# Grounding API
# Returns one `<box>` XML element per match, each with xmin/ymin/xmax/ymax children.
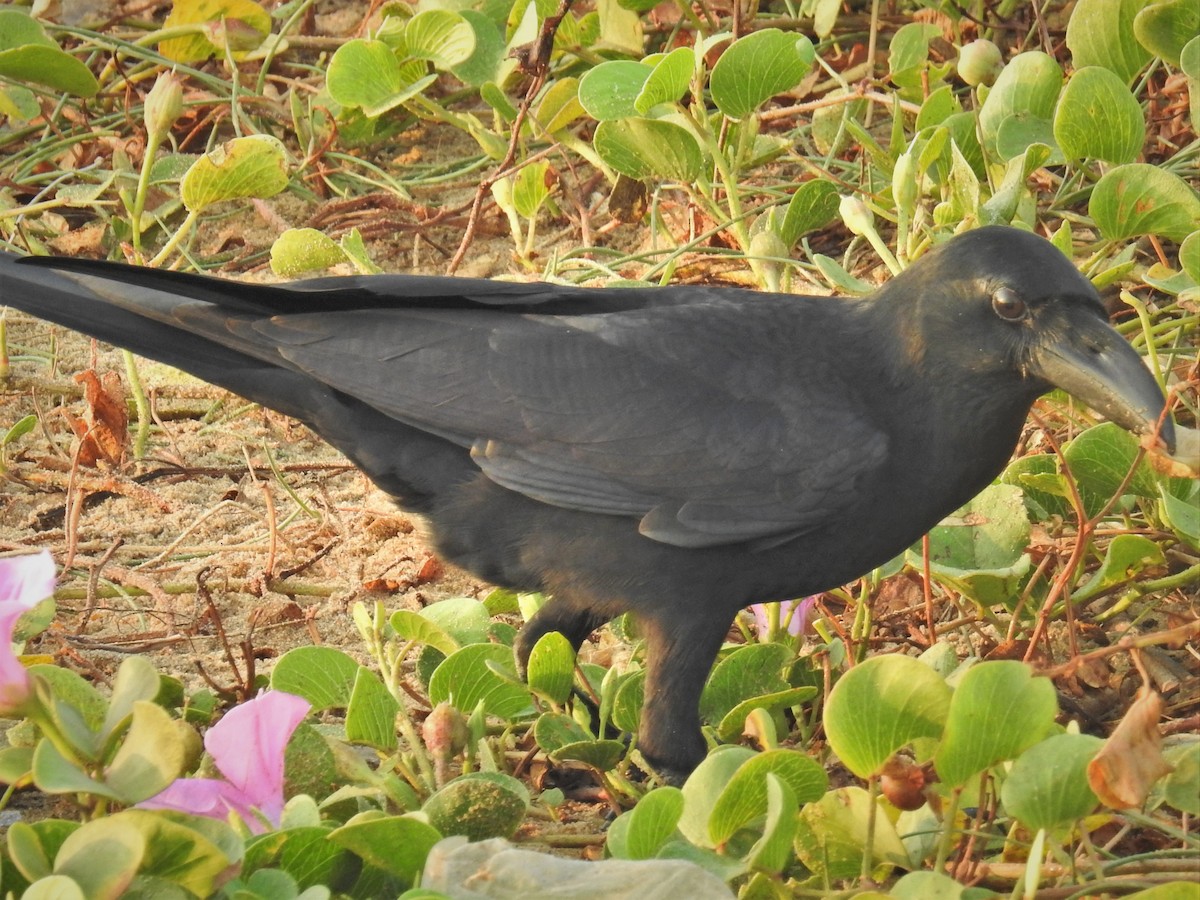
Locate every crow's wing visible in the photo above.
<box><xmin>246</xmin><ymin>293</ymin><xmax>890</xmax><ymax>548</ymax></box>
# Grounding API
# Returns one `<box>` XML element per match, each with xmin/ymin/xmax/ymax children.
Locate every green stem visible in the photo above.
<box><xmin>131</xmin><ymin>128</ymin><xmax>166</xmax><ymax>262</ymax></box>
<box><xmin>121</xmin><ymin>350</ymin><xmax>153</xmax><ymax>459</ymax></box>
<box><xmin>934</xmin><ymin>786</ymin><xmax>962</xmax><ymax>873</ymax></box>
<box><xmin>149</xmin><ymin>209</ymin><xmax>199</xmax><ymax>267</ymax></box>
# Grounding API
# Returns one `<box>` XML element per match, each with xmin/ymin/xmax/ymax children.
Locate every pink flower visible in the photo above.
<box><xmin>0</xmin><ymin>550</ymin><xmax>56</xmax><ymax>713</ymax></box>
<box><xmin>751</xmin><ymin>596</ymin><xmax>818</xmax><ymax>639</ymax></box>
<box><xmin>140</xmin><ymin>691</ymin><xmax>311</xmax><ymax>832</ymax></box>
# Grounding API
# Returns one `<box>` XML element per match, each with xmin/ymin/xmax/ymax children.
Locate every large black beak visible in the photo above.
<box><xmin>1030</xmin><ymin>305</ymin><xmax>1175</xmax><ymax>453</ymax></box>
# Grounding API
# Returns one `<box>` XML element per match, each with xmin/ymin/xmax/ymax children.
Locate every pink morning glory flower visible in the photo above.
<box><xmin>751</xmin><ymin>596</ymin><xmax>818</xmax><ymax>639</ymax></box>
<box><xmin>0</xmin><ymin>550</ymin><xmax>56</xmax><ymax>714</ymax></box>
<box><xmin>140</xmin><ymin>690</ymin><xmax>311</xmax><ymax>832</ymax></box>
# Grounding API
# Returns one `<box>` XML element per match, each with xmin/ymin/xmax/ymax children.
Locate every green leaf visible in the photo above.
<box><xmin>1000</xmin><ymin>733</ymin><xmax>1103</xmax><ymax>830</ymax></box>
<box><xmin>1063</xmin><ymin>422</ymin><xmax>1160</xmax><ymax>516</ymax></box>
<box><xmin>978</xmin><ymin>51</ymin><xmax>1063</xmax><ymax>154</ymax></box>
<box><xmin>1090</xmin><ymin>163</ymin><xmax>1200</xmax><ymax>243</ymax></box>
<box><xmin>1053</xmin><ymin>67</ymin><xmax>1144</xmax><ymax>164</ymax></box>
<box><xmin>405</xmin><ymin>9</ymin><xmax>476</xmax><ymax>69</ymax></box>
<box><xmin>345</xmin><ymin>667</ymin><xmax>400</xmax><ymax>751</ymax></box>
<box><xmin>53</xmin><ymin>818</ymin><xmax>144</xmax><ymax>900</ymax></box>
<box><xmin>547</xmin><ymin>739</ymin><xmax>625</xmax><ymax>771</ymax></box>
<box><xmin>270</xmin><ymin>228</ymin><xmax>348</xmax><ymax>276</ymax></box>
<box><xmin>621</xmin><ymin>786</ymin><xmax>684</xmax><ymax>859</ymax></box>
<box><xmin>710</xmin><ymin>29</ymin><xmax>815</xmax><ymax>119</ymax></box>
<box><xmin>23</xmin><ymin>876</ymin><xmax>87</xmax><ymax>899</ymax></box>
<box><xmin>451</xmin><ymin>10</ymin><xmax>504</xmax><ymax>86</ymax></box>
<box><xmin>533</xmin><ymin>77</ymin><xmax>584</xmax><ymax>135</ymax></box>
<box><xmin>533</xmin><ymin>711</ymin><xmax>590</xmax><ymax>753</ymax></box>
<box><xmin>1134</xmin><ymin>0</ymin><xmax>1200</xmax><ymax>66</ymax></box>
<box><xmin>891</xmin><ymin>871</ymin><xmax>968</xmax><ymax>900</ymax></box>
<box><xmin>825</xmin><ymin>655</ymin><xmax>952</xmax><ymax>780</ymax></box>
<box><xmin>678</xmin><ymin>746</ymin><xmax>757</xmax><ymax>847</ymax></box>
<box><xmin>159</xmin><ymin>0</ymin><xmax>272</xmax><ymax>64</ymax></box>
<box><xmin>389</xmin><ymin>609</ymin><xmax>459</xmax><ymax>655</ymax></box>
<box><xmin>708</xmin><ymin>750</ymin><xmax>827</xmax><ymax>844</ymax></box>
<box><xmin>779</xmin><ymin>180</ymin><xmax>840</xmax><ymax>247</ymax></box>
<box><xmin>1160</xmin><ymin>740</ymin><xmax>1200</xmax><ymax>815</ymax></box>
<box><xmin>1001</xmin><ymin>453</ymin><xmax>1071</xmax><ymax>519</ymax></box>
<box><xmin>103</xmin><ymin>656</ymin><xmax>164</xmax><ymax>740</ymax></box>
<box><xmin>608</xmin><ymin>668</ymin><xmax>644</xmax><ymax>733</ymax></box>
<box><xmin>511</xmin><ymin>161</ymin><xmax>552</xmax><ymax>220</ymax></box>
<box><xmin>427</xmin><ymin>643</ymin><xmax>532</xmax><ymax>720</ymax></box>
<box><xmin>105</xmin><ymin>702</ymin><xmax>195</xmax><ymax>803</ymax></box>
<box><xmin>327</xmin><ymin>39</ymin><xmax>435</xmax><ymax>118</ymax></box>
<box><xmin>525</xmin><ymin>630</ymin><xmax>575</xmax><ymax>705</ymax></box>
<box><xmin>699</xmin><ymin>643</ymin><xmax>790</xmax><ymax>726</ymax></box>
<box><xmin>812</xmin><ymin>253</ymin><xmax>875</xmax><ymax>295</ymax></box>
<box><xmin>715</xmin><ymin>686</ymin><xmax>817</xmax><ymax>743</ymax></box>
<box><xmin>270</xmin><ymin>646</ymin><xmax>361</xmax><ymax>710</ymax></box>
<box><xmin>593</xmin><ymin>118</ymin><xmax>703</xmax><ymax>182</ymax></box>
<box><xmin>418</xmin><ymin>596</ymin><xmax>492</xmax><ymax>646</ymax></box>
<box><xmin>793</xmin><ymin>787</ymin><xmax>911</xmax><ymax>881</ymax></box>
<box><xmin>635</xmin><ymin>46</ymin><xmax>693</xmax><ymax>114</ymax></box>
<box><xmin>422</xmin><ymin>773</ymin><xmax>528</xmax><ymax>841</ymax></box>
<box><xmin>180</xmin><ymin>134</ymin><xmax>288</xmax><ymax>213</ymax></box>
<box><xmin>0</xmin><ymin>44</ymin><xmax>100</xmax><ymax>99</ymax></box>
<box><xmin>1072</xmin><ymin>534</ymin><xmax>1166</xmax><ymax>603</ymax></box>
<box><xmin>577</xmin><ymin>60</ymin><xmax>651</xmax><ymax>121</ymax></box>
<box><xmin>745</xmin><ymin>774</ymin><xmax>797</xmax><ymax>875</ymax></box>
<box><xmin>934</xmin><ymin>662</ymin><xmax>1057</xmax><ymax>787</ymax></box>
<box><xmin>244</xmin><ymin>824</ymin><xmax>352</xmax><ymax>890</ymax></box>
<box><xmin>33</xmin><ymin>740</ymin><xmax>120</xmax><ymax>799</ymax></box>
<box><xmin>1065</xmin><ymin>0</ymin><xmax>1152</xmax><ymax>82</ymax></box>
<box><xmin>28</xmin><ymin>665</ymin><xmax>106</xmax><ymax>731</ymax></box>
<box><xmin>117</xmin><ymin>810</ymin><xmax>236</xmax><ymax>898</ymax></box>
<box><xmin>1159</xmin><ymin>482</ymin><xmax>1200</xmax><ymax>548</ymax></box>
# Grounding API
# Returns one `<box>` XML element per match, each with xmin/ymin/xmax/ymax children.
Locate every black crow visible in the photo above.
<box><xmin>0</xmin><ymin>227</ymin><xmax>1173</xmax><ymax>780</ymax></box>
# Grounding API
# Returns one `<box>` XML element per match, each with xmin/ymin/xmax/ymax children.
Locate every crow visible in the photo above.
<box><xmin>0</xmin><ymin>226</ymin><xmax>1173</xmax><ymax>781</ymax></box>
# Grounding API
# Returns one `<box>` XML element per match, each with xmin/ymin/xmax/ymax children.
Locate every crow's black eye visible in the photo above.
<box><xmin>992</xmin><ymin>287</ymin><xmax>1028</xmax><ymax>321</ymax></box>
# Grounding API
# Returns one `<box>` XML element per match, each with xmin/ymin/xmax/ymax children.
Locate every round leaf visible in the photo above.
<box><xmin>978</xmin><ymin>51</ymin><xmax>1063</xmax><ymax>150</ymax></box>
<box><xmin>427</xmin><ymin>643</ymin><xmax>532</xmax><ymax>720</ymax></box>
<box><xmin>405</xmin><ymin>10</ymin><xmax>476</xmax><ymax>70</ymax></box>
<box><xmin>270</xmin><ymin>646</ymin><xmax>361</xmax><ymax>710</ymax></box>
<box><xmin>270</xmin><ymin>228</ymin><xmax>347</xmax><ymax>276</ymax></box>
<box><xmin>578</xmin><ymin>60</ymin><xmax>651</xmax><ymax>121</ymax></box>
<box><xmin>327</xmin><ymin>39</ymin><xmax>435</xmax><ymax>118</ymax></box>
<box><xmin>825</xmin><ymin>655</ymin><xmax>952</xmax><ymax>779</ymax></box>
<box><xmin>1134</xmin><ymin>0</ymin><xmax>1199</xmax><ymax>66</ymax></box>
<box><xmin>708</xmin><ymin>749</ymin><xmax>827</xmax><ymax>844</ymax></box>
<box><xmin>159</xmin><ymin>0</ymin><xmax>271</xmax><ymax>64</ymax></box>
<box><xmin>1000</xmin><ymin>733</ymin><xmax>1103</xmax><ymax>830</ymax></box>
<box><xmin>622</xmin><ymin>786</ymin><xmax>684</xmax><ymax>859</ymax></box>
<box><xmin>1065</xmin><ymin>0</ymin><xmax>1152</xmax><ymax>83</ymax></box>
<box><xmin>934</xmin><ymin>661</ymin><xmax>1057</xmax><ymax>787</ymax></box>
<box><xmin>1090</xmin><ymin>163</ymin><xmax>1200</xmax><ymax>242</ymax></box>
<box><xmin>423</xmin><ymin>773</ymin><xmax>527</xmax><ymax>841</ymax></box>
<box><xmin>180</xmin><ymin>134</ymin><xmax>288</xmax><ymax>213</ymax></box>
<box><xmin>525</xmin><ymin>630</ymin><xmax>575</xmax><ymax>705</ymax></box>
<box><xmin>678</xmin><ymin>746</ymin><xmax>757</xmax><ymax>847</ymax></box>
<box><xmin>418</xmin><ymin>596</ymin><xmax>492</xmax><ymax>646</ymax></box>
<box><xmin>1053</xmin><ymin>67</ymin><xmax>1144</xmax><ymax>164</ymax></box>
<box><xmin>327</xmin><ymin>815</ymin><xmax>441</xmax><ymax>883</ymax></box>
<box><xmin>635</xmin><ymin>46</ymin><xmax>694</xmax><ymax>114</ymax></box>
<box><xmin>593</xmin><ymin>117</ymin><xmax>702</xmax><ymax>182</ymax></box>
<box><xmin>0</xmin><ymin>45</ymin><xmax>99</xmax><ymax>98</ymax></box>
<box><xmin>710</xmin><ymin>29</ymin><xmax>815</xmax><ymax>119</ymax></box>
<box><xmin>793</xmin><ymin>786</ymin><xmax>911</xmax><ymax>881</ymax></box>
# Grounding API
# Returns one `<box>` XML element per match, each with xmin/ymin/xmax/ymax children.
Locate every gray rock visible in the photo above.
<box><xmin>421</xmin><ymin>837</ymin><xmax>736</xmax><ymax>900</ymax></box>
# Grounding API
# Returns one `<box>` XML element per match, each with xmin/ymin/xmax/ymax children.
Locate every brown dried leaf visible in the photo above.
<box><xmin>1087</xmin><ymin>687</ymin><xmax>1174</xmax><ymax>809</ymax></box>
<box><xmin>64</xmin><ymin>370</ymin><xmax>128</xmax><ymax>468</ymax></box>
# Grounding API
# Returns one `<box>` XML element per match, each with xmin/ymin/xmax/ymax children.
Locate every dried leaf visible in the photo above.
<box><xmin>1087</xmin><ymin>687</ymin><xmax>1174</xmax><ymax>809</ymax></box>
<box><xmin>64</xmin><ymin>370</ymin><xmax>128</xmax><ymax>467</ymax></box>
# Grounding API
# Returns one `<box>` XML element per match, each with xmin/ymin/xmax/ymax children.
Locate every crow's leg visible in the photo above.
<box><xmin>636</xmin><ymin>608</ymin><xmax>734</xmax><ymax>783</ymax></box>
<box><xmin>515</xmin><ymin>599</ymin><xmax>612</xmax><ymax>675</ymax></box>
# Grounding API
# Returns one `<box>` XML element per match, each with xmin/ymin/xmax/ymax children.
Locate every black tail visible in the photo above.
<box><xmin>0</xmin><ymin>252</ymin><xmax>483</xmax><ymax>510</ymax></box>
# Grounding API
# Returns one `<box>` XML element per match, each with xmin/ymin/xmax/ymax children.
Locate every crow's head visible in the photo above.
<box><xmin>888</xmin><ymin>226</ymin><xmax>1174</xmax><ymax>451</ymax></box>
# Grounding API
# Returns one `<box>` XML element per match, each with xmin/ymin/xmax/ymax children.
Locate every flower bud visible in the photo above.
<box><xmin>892</xmin><ymin>152</ymin><xmax>918</xmax><ymax>213</ymax></box>
<box><xmin>958</xmin><ymin>40</ymin><xmax>1003</xmax><ymax>87</ymax></box>
<box><xmin>839</xmin><ymin>194</ymin><xmax>874</xmax><ymax>237</ymax></box>
<box><xmin>144</xmin><ymin>73</ymin><xmax>184</xmax><ymax>141</ymax></box>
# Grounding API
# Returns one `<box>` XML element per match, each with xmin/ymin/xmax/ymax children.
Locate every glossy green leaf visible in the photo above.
<box><xmin>549</xmin><ymin>739</ymin><xmax>625</xmax><ymax>771</ymax></box>
<box><xmin>708</xmin><ymin>750</ymin><xmax>827</xmax><ymax>844</ymax></box>
<box><xmin>825</xmin><ymin>655</ymin><xmax>951</xmax><ymax>780</ymax></box>
<box><xmin>1135</xmin><ymin>0</ymin><xmax>1200</xmax><ymax>66</ymax></box>
<box><xmin>512</xmin><ymin>161</ymin><xmax>552</xmax><ymax>220</ymax></box>
<box><xmin>978</xmin><ymin>51</ymin><xmax>1063</xmax><ymax>153</ymax></box>
<box><xmin>328</xmin><ymin>814</ymin><xmax>441</xmax><ymax>884</ymax></box>
<box><xmin>105</xmin><ymin>702</ymin><xmax>195</xmax><ymax>803</ymax></box>
<box><xmin>635</xmin><ymin>46</ymin><xmax>693</xmax><ymax>114</ymax></box>
<box><xmin>33</xmin><ymin>740</ymin><xmax>119</xmax><ymax>799</ymax></box>
<box><xmin>103</xmin><ymin>656</ymin><xmax>163</xmax><ymax>740</ymax></box>
<box><xmin>270</xmin><ymin>228</ymin><xmax>348</xmax><ymax>276</ymax></box>
<box><xmin>117</xmin><ymin>810</ymin><xmax>236</xmax><ymax>897</ymax></box>
<box><xmin>715</xmin><ymin>686</ymin><xmax>817</xmax><ymax>743</ymax></box>
<box><xmin>780</xmin><ymin>180</ymin><xmax>840</xmax><ymax>247</ymax></box>
<box><xmin>418</xmin><ymin>596</ymin><xmax>492</xmax><ymax>646</ymax></box>
<box><xmin>699</xmin><ymin>643</ymin><xmax>790</xmax><ymax>726</ymax></box>
<box><xmin>1090</xmin><ymin>163</ymin><xmax>1200</xmax><ymax>243</ymax></box>
<box><xmin>891</xmin><ymin>871</ymin><xmax>968</xmax><ymax>900</ymax></box>
<box><xmin>271</xmin><ymin>646</ymin><xmax>361</xmax><ymax>710</ymax></box>
<box><xmin>1000</xmin><ymin>733</ymin><xmax>1103</xmax><ymax>829</ymax></box>
<box><xmin>1071</xmin><ymin>534</ymin><xmax>1166</xmax><ymax>603</ymax></box>
<box><xmin>1160</xmin><ymin>740</ymin><xmax>1200</xmax><ymax>815</ymax></box>
<box><xmin>427</xmin><ymin>643</ymin><xmax>532</xmax><ymax>720</ymax></box>
<box><xmin>934</xmin><ymin>662</ymin><xmax>1057</xmax><ymax>787</ymax></box>
<box><xmin>526</xmin><ymin>630</ymin><xmax>575</xmax><ymax>705</ymax></box>
<box><xmin>577</xmin><ymin>60</ymin><xmax>651</xmax><ymax>121</ymax></box>
<box><xmin>620</xmin><ymin>786</ymin><xmax>684</xmax><ymax>859</ymax></box>
<box><xmin>389</xmin><ymin>609</ymin><xmax>459</xmax><ymax>656</ymax></box>
<box><xmin>593</xmin><ymin>118</ymin><xmax>703</xmax><ymax>182</ymax></box>
<box><xmin>0</xmin><ymin>41</ymin><xmax>99</xmax><ymax>99</ymax></box>
<box><xmin>1159</xmin><ymin>482</ymin><xmax>1200</xmax><ymax>549</ymax></box>
<box><xmin>180</xmin><ymin>135</ymin><xmax>288</xmax><ymax>213</ymax></box>
<box><xmin>1064</xmin><ymin>422</ymin><xmax>1160</xmax><ymax>516</ymax></box>
<box><xmin>710</xmin><ymin>29</ymin><xmax>815</xmax><ymax>119</ymax></box>
<box><xmin>423</xmin><ymin>773</ymin><xmax>528</xmax><ymax>841</ymax></box>
<box><xmin>327</xmin><ymin>39</ymin><xmax>436</xmax><ymax>118</ymax></box>
<box><xmin>745</xmin><ymin>774</ymin><xmax>796</xmax><ymax>874</ymax></box>
<box><xmin>533</xmin><ymin>76</ymin><xmax>584</xmax><ymax>134</ymax></box>
<box><xmin>678</xmin><ymin>746</ymin><xmax>757</xmax><ymax>847</ymax></box>
<box><xmin>793</xmin><ymin>787</ymin><xmax>911</xmax><ymax>881</ymax></box>
<box><xmin>609</xmin><ymin>668</ymin><xmax>644</xmax><ymax>733</ymax></box>
<box><xmin>53</xmin><ymin>818</ymin><xmax>144</xmax><ymax>900</ymax></box>
<box><xmin>405</xmin><ymin>9</ymin><xmax>475</xmax><ymax>69</ymax></box>
<box><xmin>345</xmin><ymin>667</ymin><xmax>400</xmax><ymax>751</ymax></box>
<box><xmin>1065</xmin><ymin>0</ymin><xmax>1152</xmax><ymax>82</ymax></box>
<box><xmin>450</xmin><ymin>10</ymin><xmax>504</xmax><ymax>86</ymax></box>
<box><xmin>1053</xmin><ymin>67</ymin><xmax>1144</xmax><ymax>164</ymax></box>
